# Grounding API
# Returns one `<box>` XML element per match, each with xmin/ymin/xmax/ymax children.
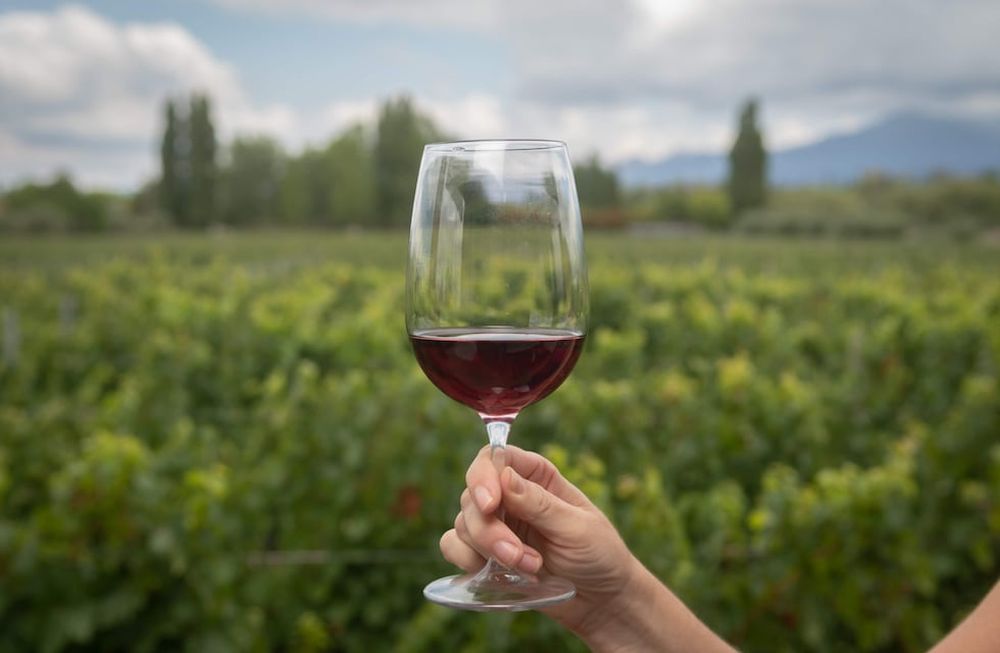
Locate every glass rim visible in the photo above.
<box><xmin>423</xmin><ymin>139</ymin><xmax>567</xmax><ymax>153</ymax></box>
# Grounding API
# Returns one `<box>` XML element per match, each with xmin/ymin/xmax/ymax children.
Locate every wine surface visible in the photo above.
<box><xmin>409</xmin><ymin>327</ymin><xmax>585</xmax><ymax>418</ymax></box>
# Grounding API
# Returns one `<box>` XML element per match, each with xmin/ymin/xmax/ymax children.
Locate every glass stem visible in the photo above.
<box><xmin>487</xmin><ymin>420</ymin><xmax>510</xmax><ymax>449</ymax></box>
<box><xmin>485</xmin><ymin>421</ymin><xmax>510</xmax><ymax>522</ymax></box>
<box><xmin>477</xmin><ymin>420</ymin><xmax>523</xmax><ymax>581</ymax></box>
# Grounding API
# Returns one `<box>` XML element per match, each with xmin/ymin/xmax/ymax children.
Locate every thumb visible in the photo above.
<box><xmin>501</xmin><ymin>466</ymin><xmax>585</xmax><ymax>541</ymax></box>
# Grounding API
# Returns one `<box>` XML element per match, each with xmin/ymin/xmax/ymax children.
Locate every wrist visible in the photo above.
<box><xmin>569</xmin><ymin>556</ymin><xmax>660</xmax><ymax>651</ymax></box>
<box><xmin>569</xmin><ymin>556</ymin><xmax>736</xmax><ymax>653</ymax></box>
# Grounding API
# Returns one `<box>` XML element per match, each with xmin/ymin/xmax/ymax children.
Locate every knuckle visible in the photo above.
<box><xmin>539</xmin><ymin>458</ymin><xmax>558</xmax><ymax>479</ymax></box>
<box><xmin>458</xmin><ymin>488</ymin><xmax>476</xmax><ymax>510</ymax></box>
<box><xmin>530</xmin><ymin>491</ymin><xmax>553</xmax><ymax>519</ymax></box>
<box><xmin>454</xmin><ymin>512</ymin><xmax>465</xmax><ymax>533</ymax></box>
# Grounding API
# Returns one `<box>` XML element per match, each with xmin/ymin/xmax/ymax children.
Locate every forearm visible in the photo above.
<box><xmin>570</xmin><ymin>557</ymin><xmax>737</xmax><ymax>653</ymax></box>
<box><xmin>929</xmin><ymin>580</ymin><xmax>1000</xmax><ymax>653</ymax></box>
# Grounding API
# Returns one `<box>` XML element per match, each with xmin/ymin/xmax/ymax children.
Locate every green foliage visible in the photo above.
<box><xmin>374</xmin><ymin>96</ymin><xmax>448</xmax><ymax>227</ymax></box>
<box><xmin>279</xmin><ymin>127</ymin><xmax>377</xmax><ymax>227</ymax></box>
<box><xmin>0</xmin><ymin>234</ymin><xmax>998</xmax><ymax>652</ymax></box>
<box><xmin>724</xmin><ymin>175</ymin><xmax>1000</xmax><ymax>239</ymax></box>
<box><xmin>219</xmin><ymin>136</ymin><xmax>285</xmax><ymax>226</ymax></box>
<box><xmin>623</xmin><ymin>174</ymin><xmax>1000</xmax><ymax>239</ymax></box>
<box><xmin>326</xmin><ymin>126</ymin><xmax>377</xmax><ymax>226</ymax></box>
<box><xmin>189</xmin><ymin>95</ymin><xmax>218</xmax><ymax>228</ymax></box>
<box><xmin>574</xmin><ymin>155</ymin><xmax>621</xmax><ymax>210</ymax></box>
<box><xmin>737</xmin><ymin>208</ymin><xmax>907</xmax><ymax>239</ymax></box>
<box><xmin>280</xmin><ymin>147</ymin><xmax>332</xmax><ymax>226</ymax></box>
<box><xmin>859</xmin><ymin>173</ymin><xmax>1000</xmax><ymax>232</ymax></box>
<box><xmin>737</xmin><ymin>185</ymin><xmax>910</xmax><ymax>238</ymax></box>
<box><xmin>158</xmin><ymin>94</ymin><xmax>218</xmax><ymax>228</ymax></box>
<box><xmin>627</xmin><ymin>185</ymin><xmax>732</xmax><ymax>229</ymax></box>
<box><xmin>158</xmin><ymin>94</ymin><xmax>427</xmax><ymax>229</ymax></box>
<box><xmin>160</xmin><ymin>101</ymin><xmax>183</xmax><ymax>224</ymax></box>
<box><xmin>728</xmin><ymin>98</ymin><xmax>768</xmax><ymax>214</ymax></box>
<box><xmin>574</xmin><ymin>155</ymin><xmax>626</xmax><ymax>229</ymax></box>
<box><xmin>0</xmin><ymin>175</ymin><xmax>112</xmax><ymax>232</ymax></box>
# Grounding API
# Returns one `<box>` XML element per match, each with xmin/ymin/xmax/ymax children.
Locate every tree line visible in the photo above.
<box><xmin>152</xmin><ymin>93</ymin><xmax>671</xmax><ymax>230</ymax></box>
<box><xmin>5</xmin><ymin>93</ymin><xmax>998</xmax><ymax>237</ymax></box>
<box><xmin>155</xmin><ymin>94</ymin><xmax>448</xmax><ymax>229</ymax></box>
<box><xmin>0</xmin><ymin>94</ymin><xmax>768</xmax><ymax>232</ymax></box>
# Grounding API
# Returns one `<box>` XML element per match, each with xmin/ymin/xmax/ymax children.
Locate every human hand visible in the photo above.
<box><xmin>439</xmin><ymin>444</ymin><xmax>638</xmax><ymax>634</ymax></box>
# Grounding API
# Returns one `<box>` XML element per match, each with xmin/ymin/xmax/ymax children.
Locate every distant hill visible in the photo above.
<box><xmin>617</xmin><ymin>113</ymin><xmax>1000</xmax><ymax>188</ymax></box>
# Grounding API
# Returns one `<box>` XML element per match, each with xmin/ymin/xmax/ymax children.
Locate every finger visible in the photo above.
<box><xmin>465</xmin><ymin>446</ymin><xmax>502</xmax><ymax>514</ymax></box>
<box><xmin>459</xmin><ymin>490</ymin><xmax>551</xmax><ymax>571</ymax></box>
<box><xmin>501</xmin><ymin>446</ymin><xmax>592</xmax><ymax>508</ymax></box>
<box><xmin>467</xmin><ymin>445</ymin><xmax>590</xmax><ymax>511</ymax></box>
<box><xmin>501</xmin><ymin>466</ymin><xmax>588</xmax><ymax>542</ymax></box>
<box><xmin>454</xmin><ymin>512</ymin><xmax>544</xmax><ymax>574</ymax></box>
<box><xmin>440</xmin><ymin>529</ymin><xmax>486</xmax><ymax>573</ymax></box>
<box><xmin>458</xmin><ymin>489</ymin><xmax>526</xmax><ymax>567</ymax></box>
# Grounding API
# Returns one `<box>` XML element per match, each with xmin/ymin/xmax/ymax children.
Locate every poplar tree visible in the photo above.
<box><xmin>159</xmin><ymin>100</ymin><xmax>188</xmax><ymax>223</ymax></box>
<box><xmin>727</xmin><ymin>98</ymin><xmax>768</xmax><ymax>214</ymax></box>
<box><xmin>374</xmin><ymin>96</ymin><xmax>445</xmax><ymax>226</ymax></box>
<box><xmin>188</xmin><ymin>94</ymin><xmax>217</xmax><ymax>227</ymax></box>
<box><xmin>158</xmin><ymin>94</ymin><xmax>217</xmax><ymax>227</ymax></box>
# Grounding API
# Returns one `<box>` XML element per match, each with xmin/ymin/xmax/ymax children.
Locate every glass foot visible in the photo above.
<box><xmin>424</xmin><ymin>560</ymin><xmax>575</xmax><ymax>611</ymax></box>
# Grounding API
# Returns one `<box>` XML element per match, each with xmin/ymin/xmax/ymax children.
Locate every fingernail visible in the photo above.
<box><xmin>507</xmin><ymin>468</ymin><xmax>524</xmax><ymax>495</ymax></box>
<box><xmin>473</xmin><ymin>486</ymin><xmax>493</xmax><ymax>511</ymax></box>
<box><xmin>520</xmin><ymin>550</ymin><xmax>542</xmax><ymax>574</ymax></box>
<box><xmin>494</xmin><ymin>541</ymin><xmax>520</xmax><ymax>566</ymax></box>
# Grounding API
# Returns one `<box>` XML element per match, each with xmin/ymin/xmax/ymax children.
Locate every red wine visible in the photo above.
<box><xmin>410</xmin><ymin>328</ymin><xmax>585</xmax><ymax>418</ymax></box>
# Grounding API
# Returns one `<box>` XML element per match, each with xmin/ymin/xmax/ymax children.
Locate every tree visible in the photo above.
<box><xmin>188</xmin><ymin>94</ymin><xmax>218</xmax><ymax>227</ymax></box>
<box><xmin>374</xmin><ymin>96</ymin><xmax>446</xmax><ymax>227</ymax></box>
<box><xmin>159</xmin><ymin>100</ymin><xmax>189</xmax><ymax>224</ymax></box>
<box><xmin>572</xmin><ymin>155</ymin><xmax>626</xmax><ymax>228</ymax></box>
<box><xmin>158</xmin><ymin>94</ymin><xmax>218</xmax><ymax>228</ymax></box>
<box><xmin>279</xmin><ymin>147</ymin><xmax>330</xmax><ymax>226</ymax></box>
<box><xmin>573</xmin><ymin>155</ymin><xmax>621</xmax><ymax>209</ymax></box>
<box><xmin>1</xmin><ymin>174</ymin><xmax>109</xmax><ymax>232</ymax></box>
<box><xmin>219</xmin><ymin>136</ymin><xmax>285</xmax><ymax>226</ymax></box>
<box><xmin>326</xmin><ymin>125</ymin><xmax>376</xmax><ymax>225</ymax></box>
<box><xmin>727</xmin><ymin>98</ymin><xmax>768</xmax><ymax>214</ymax></box>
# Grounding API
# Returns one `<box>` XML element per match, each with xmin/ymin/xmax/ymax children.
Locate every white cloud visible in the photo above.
<box><xmin>0</xmin><ymin>0</ymin><xmax>515</xmax><ymax>189</ymax></box>
<box><xmin>419</xmin><ymin>95</ymin><xmax>507</xmax><ymax>139</ymax></box>
<box><xmin>211</xmin><ymin>0</ymin><xmax>497</xmax><ymax>30</ymax></box>
<box><xmin>500</xmin><ymin>0</ymin><xmax>1000</xmax><ymax>152</ymax></box>
<box><xmin>316</xmin><ymin>99</ymin><xmax>379</xmax><ymax>140</ymax></box>
<box><xmin>210</xmin><ymin>0</ymin><xmax>1000</xmax><ymax>162</ymax></box>
<box><xmin>0</xmin><ymin>4</ymin><xmax>295</xmax><ymax>189</ymax></box>
<box><xmin>3</xmin><ymin>1</ymin><xmax>999</xmax><ymax>188</ymax></box>
<box><xmin>309</xmin><ymin>95</ymin><xmax>506</xmax><ymax>151</ymax></box>
<box><xmin>505</xmin><ymin>0</ymin><xmax>1000</xmax><ymax>106</ymax></box>
<box><xmin>0</xmin><ymin>125</ymin><xmax>151</xmax><ymax>189</ymax></box>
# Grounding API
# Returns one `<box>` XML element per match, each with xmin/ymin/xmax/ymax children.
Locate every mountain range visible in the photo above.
<box><xmin>616</xmin><ymin>113</ymin><xmax>1000</xmax><ymax>188</ymax></box>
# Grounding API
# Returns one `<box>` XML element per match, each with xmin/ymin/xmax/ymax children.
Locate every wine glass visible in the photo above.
<box><xmin>405</xmin><ymin>140</ymin><xmax>589</xmax><ymax>611</ymax></box>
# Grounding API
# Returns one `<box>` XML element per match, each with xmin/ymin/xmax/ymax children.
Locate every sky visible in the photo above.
<box><xmin>1</xmin><ymin>0</ymin><xmax>998</xmax><ymax>190</ymax></box>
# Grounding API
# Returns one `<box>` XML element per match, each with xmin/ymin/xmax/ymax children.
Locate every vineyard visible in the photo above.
<box><xmin>0</xmin><ymin>232</ymin><xmax>998</xmax><ymax>652</ymax></box>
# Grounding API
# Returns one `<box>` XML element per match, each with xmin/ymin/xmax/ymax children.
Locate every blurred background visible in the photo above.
<box><xmin>0</xmin><ymin>1</ymin><xmax>998</xmax><ymax>651</ymax></box>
